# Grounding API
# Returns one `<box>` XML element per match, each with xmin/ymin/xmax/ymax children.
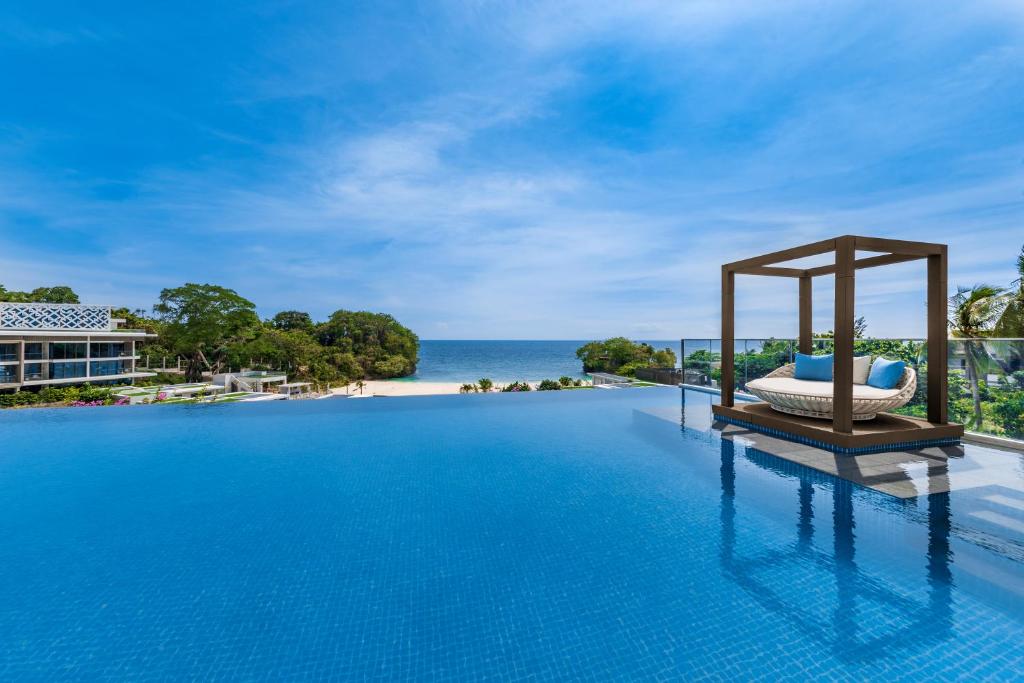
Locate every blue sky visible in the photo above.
<box><xmin>1</xmin><ymin>1</ymin><xmax>1022</xmax><ymax>339</ymax></box>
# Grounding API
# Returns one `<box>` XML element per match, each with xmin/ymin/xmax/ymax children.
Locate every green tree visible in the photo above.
<box><xmin>317</xmin><ymin>310</ymin><xmax>418</xmax><ymax>379</ymax></box>
<box><xmin>153</xmin><ymin>284</ymin><xmax>261</xmax><ymax>382</ymax></box>
<box><xmin>111</xmin><ymin>307</ymin><xmax>162</xmax><ymax>333</ymax></box>
<box><xmin>949</xmin><ymin>284</ymin><xmax>1007</xmax><ymax>429</ymax></box>
<box><xmin>372</xmin><ymin>354</ymin><xmax>412</xmax><ymax>377</ymax></box>
<box><xmin>227</xmin><ymin>328</ymin><xmax>325</xmax><ymax>377</ymax></box>
<box><xmin>271</xmin><ymin>310</ymin><xmax>315</xmax><ymax>334</ymax></box>
<box><xmin>814</xmin><ymin>316</ymin><xmax>868</xmax><ymax>339</ymax></box>
<box><xmin>652</xmin><ymin>347</ymin><xmax>677</xmax><ymax>367</ymax></box>
<box><xmin>477</xmin><ymin>378</ymin><xmax>494</xmax><ymax>392</ymax></box>
<box><xmin>576</xmin><ymin>338</ymin><xmax>676</xmax><ymax>376</ymax></box>
<box><xmin>994</xmin><ymin>244</ymin><xmax>1024</xmax><ymax>338</ymax></box>
<box><xmin>0</xmin><ymin>284</ymin><xmax>80</xmax><ymax>303</ymax></box>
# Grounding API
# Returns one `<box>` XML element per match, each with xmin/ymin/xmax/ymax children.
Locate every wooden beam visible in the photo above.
<box><xmin>733</xmin><ymin>266</ymin><xmax>806</xmax><ymax>277</ymax></box>
<box><xmin>854</xmin><ymin>252</ymin><xmax>926</xmax><ymax>270</ymax></box>
<box><xmin>799</xmin><ymin>275</ymin><xmax>812</xmax><ymax>354</ymax></box>
<box><xmin>853</xmin><ymin>236</ymin><xmax>943</xmax><ymax>257</ymax></box>
<box><xmin>724</xmin><ymin>237</ymin><xmax>836</xmax><ymax>271</ymax></box>
<box><xmin>721</xmin><ymin>267</ymin><xmax>735</xmax><ymax>408</ymax></box>
<box><xmin>805</xmin><ymin>252</ymin><xmax>924</xmax><ymax>277</ymax></box>
<box><xmin>833</xmin><ymin>236</ymin><xmax>856</xmax><ymax>434</ymax></box>
<box><xmin>927</xmin><ymin>247</ymin><xmax>949</xmax><ymax>424</ymax></box>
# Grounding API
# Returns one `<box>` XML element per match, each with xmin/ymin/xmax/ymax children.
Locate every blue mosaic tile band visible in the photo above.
<box><xmin>714</xmin><ymin>414</ymin><xmax>962</xmax><ymax>455</ymax></box>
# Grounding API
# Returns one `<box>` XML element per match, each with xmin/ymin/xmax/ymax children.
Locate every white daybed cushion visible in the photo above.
<box><xmin>852</xmin><ymin>355</ymin><xmax>871</xmax><ymax>384</ymax></box>
<box><xmin>746</xmin><ymin>376</ymin><xmax>900</xmax><ymax>400</ymax></box>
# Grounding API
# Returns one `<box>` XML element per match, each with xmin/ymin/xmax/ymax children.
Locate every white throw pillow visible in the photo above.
<box><xmin>852</xmin><ymin>355</ymin><xmax>872</xmax><ymax>384</ymax></box>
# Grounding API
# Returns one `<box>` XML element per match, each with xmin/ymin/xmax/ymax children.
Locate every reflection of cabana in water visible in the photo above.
<box><xmin>712</xmin><ymin>235</ymin><xmax>964</xmax><ymax>453</ymax></box>
<box><xmin>717</xmin><ymin>438</ymin><xmax>954</xmax><ymax>660</ymax></box>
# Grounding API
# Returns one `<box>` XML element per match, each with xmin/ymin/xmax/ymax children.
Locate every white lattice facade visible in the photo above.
<box><xmin>0</xmin><ymin>303</ymin><xmax>112</xmax><ymax>331</ymax></box>
<box><xmin>0</xmin><ymin>303</ymin><xmax>155</xmax><ymax>390</ymax></box>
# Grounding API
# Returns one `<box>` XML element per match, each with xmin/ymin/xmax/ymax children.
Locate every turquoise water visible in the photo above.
<box><xmin>414</xmin><ymin>339</ymin><xmax>679</xmax><ymax>381</ymax></box>
<box><xmin>1</xmin><ymin>388</ymin><xmax>1022</xmax><ymax>679</ymax></box>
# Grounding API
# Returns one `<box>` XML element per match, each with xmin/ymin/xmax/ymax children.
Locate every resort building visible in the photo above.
<box><xmin>0</xmin><ymin>302</ymin><xmax>156</xmax><ymax>391</ymax></box>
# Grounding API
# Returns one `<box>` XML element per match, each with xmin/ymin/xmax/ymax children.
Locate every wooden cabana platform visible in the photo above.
<box><xmin>711</xmin><ymin>235</ymin><xmax>964</xmax><ymax>453</ymax></box>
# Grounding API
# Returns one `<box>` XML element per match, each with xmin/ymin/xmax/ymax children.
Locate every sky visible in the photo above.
<box><xmin>1</xmin><ymin>1</ymin><xmax>1022</xmax><ymax>340</ymax></box>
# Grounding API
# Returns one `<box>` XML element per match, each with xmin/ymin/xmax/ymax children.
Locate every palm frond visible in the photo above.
<box><xmin>948</xmin><ymin>284</ymin><xmax>1007</xmax><ymax>337</ymax></box>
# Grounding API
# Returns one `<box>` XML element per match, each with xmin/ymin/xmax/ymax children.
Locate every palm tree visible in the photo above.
<box><xmin>356</xmin><ymin>380</ymin><xmax>365</xmax><ymax>395</ymax></box>
<box><xmin>949</xmin><ymin>285</ymin><xmax>1007</xmax><ymax>429</ymax></box>
<box><xmin>995</xmin><ymin>244</ymin><xmax>1024</xmax><ymax>338</ymax></box>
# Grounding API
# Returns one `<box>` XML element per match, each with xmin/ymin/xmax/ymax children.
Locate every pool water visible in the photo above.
<box><xmin>2</xmin><ymin>388</ymin><xmax>1022</xmax><ymax>679</ymax></box>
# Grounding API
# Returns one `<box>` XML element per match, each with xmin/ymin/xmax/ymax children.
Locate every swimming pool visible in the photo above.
<box><xmin>2</xmin><ymin>388</ymin><xmax>1022</xmax><ymax>679</ymax></box>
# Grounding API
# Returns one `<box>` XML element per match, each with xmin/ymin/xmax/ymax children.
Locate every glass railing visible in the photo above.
<box><xmin>680</xmin><ymin>338</ymin><xmax>1024</xmax><ymax>442</ymax></box>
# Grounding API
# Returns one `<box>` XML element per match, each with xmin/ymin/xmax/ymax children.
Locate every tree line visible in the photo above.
<box><xmin>3</xmin><ymin>281</ymin><xmax>419</xmax><ymax>386</ymax></box>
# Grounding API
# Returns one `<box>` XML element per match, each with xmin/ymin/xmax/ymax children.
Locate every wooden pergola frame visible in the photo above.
<box><xmin>719</xmin><ymin>235</ymin><xmax>949</xmax><ymax>435</ymax></box>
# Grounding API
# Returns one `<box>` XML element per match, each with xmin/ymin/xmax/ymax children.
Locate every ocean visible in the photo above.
<box><xmin>412</xmin><ymin>340</ymin><xmax>680</xmax><ymax>382</ymax></box>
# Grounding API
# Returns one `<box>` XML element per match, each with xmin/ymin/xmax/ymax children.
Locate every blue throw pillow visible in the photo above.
<box><xmin>794</xmin><ymin>353</ymin><xmax>833</xmax><ymax>381</ymax></box>
<box><xmin>867</xmin><ymin>357</ymin><xmax>906</xmax><ymax>389</ymax></box>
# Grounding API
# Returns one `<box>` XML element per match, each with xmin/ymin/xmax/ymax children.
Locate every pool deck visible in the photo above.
<box><xmin>717</xmin><ymin>421</ymin><xmax>982</xmax><ymax>499</ymax></box>
<box><xmin>711</xmin><ymin>402</ymin><xmax>964</xmax><ymax>453</ymax></box>
<box><xmin>644</xmin><ymin>405</ymin><xmax>1024</xmax><ymax>501</ymax></box>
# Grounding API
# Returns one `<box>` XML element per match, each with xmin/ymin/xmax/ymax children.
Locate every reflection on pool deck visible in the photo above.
<box><xmin>1</xmin><ymin>388</ymin><xmax>1022</xmax><ymax>679</ymax></box>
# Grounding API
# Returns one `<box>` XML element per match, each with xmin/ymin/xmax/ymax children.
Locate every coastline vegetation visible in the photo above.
<box><xmin>576</xmin><ymin>338</ymin><xmax>676</xmax><ymax>377</ymax></box>
<box><xmin>458</xmin><ymin>376</ymin><xmax>590</xmax><ymax>393</ymax></box>
<box><xmin>133</xmin><ymin>283</ymin><xmax>418</xmax><ymax>384</ymax></box>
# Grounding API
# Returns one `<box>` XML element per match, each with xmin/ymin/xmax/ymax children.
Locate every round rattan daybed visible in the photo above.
<box><xmin>744</xmin><ymin>363</ymin><xmax>917</xmax><ymax>421</ymax></box>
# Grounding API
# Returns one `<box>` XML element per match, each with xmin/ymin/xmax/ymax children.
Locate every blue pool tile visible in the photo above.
<box><xmin>0</xmin><ymin>388</ymin><xmax>1021</xmax><ymax>680</ymax></box>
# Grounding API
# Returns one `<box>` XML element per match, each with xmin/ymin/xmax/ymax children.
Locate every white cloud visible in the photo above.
<box><xmin>0</xmin><ymin>1</ymin><xmax>1022</xmax><ymax>340</ymax></box>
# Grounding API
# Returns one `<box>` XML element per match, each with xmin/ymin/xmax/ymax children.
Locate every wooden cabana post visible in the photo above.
<box><xmin>714</xmin><ymin>235</ymin><xmax>962</xmax><ymax>452</ymax></box>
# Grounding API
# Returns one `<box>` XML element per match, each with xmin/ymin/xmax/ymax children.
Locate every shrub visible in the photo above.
<box><xmin>558</xmin><ymin>376</ymin><xmax>573</xmax><ymax>387</ymax></box>
<box><xmin>0</xmin><ymin>391</ymin><xmax>40</xmax><ymax>407</ymax></box>
<box><xmin>614</xmin><ymin>360</ymin><xmax>648</xmax><ymax>378</ymax></box>
<box><xmin>38</xmin><ymin>386</ymin><xmax>65</xmax><ymax>403</ymax></box>
<box><xmin>500</xmin><ymin>381</ymin><xmax>532</xmax><ymax>392</ymax></box>
<box><xmin>537</xmin><ymin>379</ymin><xmax>561</xmax><ymax>391</ymax></box>
<box><xmin>991</xmin><ymin>391</ymin><xmax>1024</xmax><ymax>438</ymax></box>
<box><xmin>0</xmin><ymin>384</ymin><xmax>116</xmax><ymax>409</ymax></box>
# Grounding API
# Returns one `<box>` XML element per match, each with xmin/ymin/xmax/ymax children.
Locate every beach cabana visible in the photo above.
<box><xmin>711</xmin><ymin>235</ymin><xmax>964</xmax><ymax>452</ymax></box>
